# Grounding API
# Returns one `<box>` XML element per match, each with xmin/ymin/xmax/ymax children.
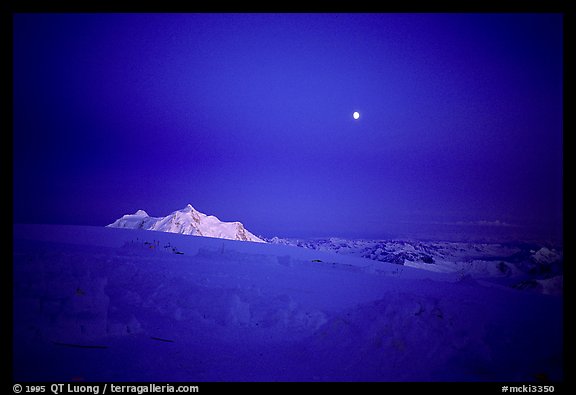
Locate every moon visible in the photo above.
<box><xmin>353</xmin><ymin>111</ymin><xmax>360</xmax><ymax>120</ymax></box>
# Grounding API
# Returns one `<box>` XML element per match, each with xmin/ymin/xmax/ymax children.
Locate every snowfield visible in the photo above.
<box><xmin>13</xmin><ymin>225</ymin><xmax>563</xmax><ymax>381</ymax></box>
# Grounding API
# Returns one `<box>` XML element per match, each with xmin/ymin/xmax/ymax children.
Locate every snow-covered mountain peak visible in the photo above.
<box><xmin>107</xmin><ymin>205</ymin><xmax>264</xmax><ymax>243</ymax></box>
<box><xmin>181</xmin><ymin>204</ymin><xmax>200</xmax><ymax>214</ymax></box>
<box><xmin>133</xmin><ymin>209</ymin><xmax>149</xmax><ymax>217</ymax></box>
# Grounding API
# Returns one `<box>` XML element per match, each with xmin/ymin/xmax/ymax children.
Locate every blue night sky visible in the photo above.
<box><xmin>13</xmin><ymin>13</ymin><xmax>563</xmax><ymax>240</ymax></box>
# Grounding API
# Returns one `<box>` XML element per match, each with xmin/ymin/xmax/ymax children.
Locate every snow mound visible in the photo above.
<box><xmin>304</xmin><ymin>289</ymin><xmax>562</xmax><ymax>381</ymax></box>
<box><xmin>531</xmin><ymin>247</ymin><xmax>562</xmax><ymax>265</ymax></box>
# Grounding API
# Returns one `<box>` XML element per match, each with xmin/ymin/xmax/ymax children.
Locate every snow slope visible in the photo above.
<box><xmin>13</xmin><ymin>225</ymin><xmax>563</xmax><ymax>381</ymax></box>
<box><xmin>107</xmin><ymin>204</ymin><xmax>264</xmax><ymax>243</ymax></box>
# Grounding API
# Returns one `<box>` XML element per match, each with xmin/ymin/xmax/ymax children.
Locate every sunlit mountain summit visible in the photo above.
<box><xmin>107</xmin><ymin>204</ymin><xmax>265</xmax><ymax>243</ymax></box>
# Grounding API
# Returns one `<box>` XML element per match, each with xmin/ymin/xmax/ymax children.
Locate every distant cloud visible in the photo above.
<box><xmin>453</xmin><ymin>220</ymin><xmax>515</xmax><ymax>227</ymax></box>
<box><xmin>428</xmin><ymin>220</ymin><xmax>516</xmax><ymax>228</ymax></box>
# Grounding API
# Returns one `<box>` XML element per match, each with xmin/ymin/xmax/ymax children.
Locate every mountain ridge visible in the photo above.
<box><xmin>107</xmin><ymin>204</ymin><xmax>264</xmax><ymax>243</ymax></box>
